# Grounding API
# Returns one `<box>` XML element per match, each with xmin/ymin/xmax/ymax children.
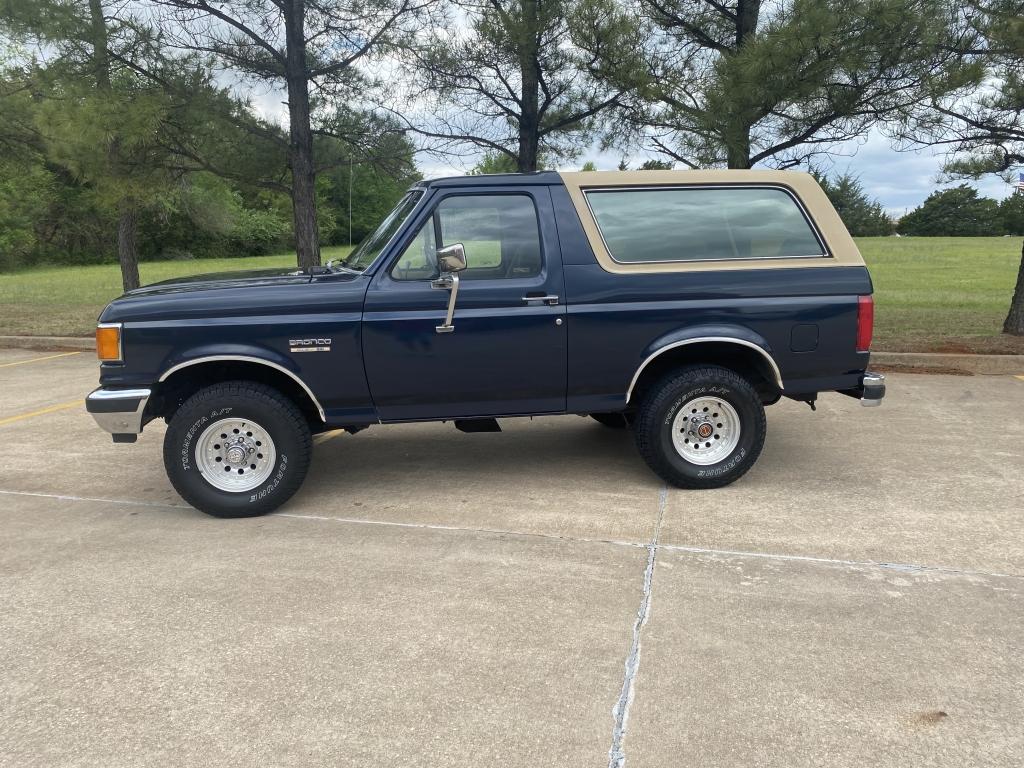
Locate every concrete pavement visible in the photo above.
<box><xmin>0</xmin><ymin>348</ymin><xmax>1021</xmax><ymax>766</ymax></box>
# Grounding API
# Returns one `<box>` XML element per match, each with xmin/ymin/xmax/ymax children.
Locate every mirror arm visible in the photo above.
<box><xmin>433</xmin><ymin>273</ymin><xmax>460</xmax><ymax>334</ymax></box>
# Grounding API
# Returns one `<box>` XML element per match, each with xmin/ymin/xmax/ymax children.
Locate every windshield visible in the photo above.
<box><xmin>339</xmin><ymin>190</ymin><xmax>423</xmax><ymax>272</ymax></box>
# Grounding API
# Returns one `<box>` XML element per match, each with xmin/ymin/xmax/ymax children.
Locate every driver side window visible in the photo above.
<box><xmin>391</xmin><ymin>194</ymin><xmax>542</xmax><ymax>281</ymax></box>
<box><xmin>391</xmin><ymin>211</ymin><xmax>437</xmax><ymax>281</ymax></box>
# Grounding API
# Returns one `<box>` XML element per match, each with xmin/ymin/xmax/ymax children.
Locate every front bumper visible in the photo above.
<box><xmin>860</xmin><ymin>372</ymin><xmax>886</xmax><ymax>407</ymax></box>
<box><xmin>86</xmin><ymin>388</ymin><xmax>151</xmax><ymax>442</ymax></box>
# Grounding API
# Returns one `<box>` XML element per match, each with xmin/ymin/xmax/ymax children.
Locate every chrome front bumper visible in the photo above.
<box><xmin>86</xmin><ymin>388</ymin><xmax>151</xmax><ymax>441</ymax></box>
<box><xmin>860</xmin><ymin>372</ymin><xmax>886</xmax><ymax>407</ymax></box>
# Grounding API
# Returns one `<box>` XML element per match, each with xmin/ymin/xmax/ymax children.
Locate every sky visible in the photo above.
<box><xmin>416</xmin><ymin>130</ymin><xmax>1019</xmax><ymax>217</ymax></box>
<box><xmin>248</xmin><ymin>89</ymin><xmax>1018</xmax><ymax>218</ymax></box>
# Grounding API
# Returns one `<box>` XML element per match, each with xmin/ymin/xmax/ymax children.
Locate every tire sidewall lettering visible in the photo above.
<box><xmin>663</xmin><ymin>385</ymin><xmax>734</xmax><ymax>428</ymax></box>
<box><xmin>181</xmin><ymin>415</ymin><xmax>208</xmax><ymax>471</ymax></box>
<box><xmin>180</xmin><ymin>408</ymin><xmax>233</xmax><ymax>472</ymax></box>
<box><xmin>696</xmin><ymin>447</ymin><xmax>746</xmax><ymax>477</ymax></box>
<box><xmin>249</xmin><ymin>454</ymin><xmax>289</xmax><ymax>503</ymax></box>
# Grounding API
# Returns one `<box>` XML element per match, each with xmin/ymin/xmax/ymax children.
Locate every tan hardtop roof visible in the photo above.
<box><xmin>557</xmin><ymin>169</ymin><xmax>865</xmax><ymax>273</ymax></box>
<box><xmin>558</xmin><ymin>168</ymin><xmax>825</xmax><ymax>186</ymax></box>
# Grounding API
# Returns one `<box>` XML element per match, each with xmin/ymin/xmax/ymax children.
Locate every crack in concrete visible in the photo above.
<box><xmin>607</xmin><ymin>485</ymin><xmax>667</xmax><ymax>768</ymax></box>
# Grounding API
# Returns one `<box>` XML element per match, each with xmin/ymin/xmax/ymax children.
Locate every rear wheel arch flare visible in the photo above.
<box><xmin>626</xmin><ymin>338</ymin><xmax>783</xmax><ymax>405</ymax></box>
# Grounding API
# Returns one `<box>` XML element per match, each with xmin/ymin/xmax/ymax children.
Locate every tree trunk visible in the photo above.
<box><xmin>117</xmin><ymin>203</ymin><xmax>140</xmax><ymax>292</ymax></box>
<box><xmin>1003</xmin><ymin>240</ymin><xmax>1024</xmax><ymax>335</ymax></box>
<box><xmin>735</xmin><ymin>0</ymin><xmax>760</xmax><ymax>48</ymax></box>
<box><xmin>283</xmin><ymin>0</ymin><xmax>320</xmax><ymax>269</ymax></box>
<box><xmin>90</xmin><ymin>0</ymin><xmax>141</xmax><ymax>291</ymax></box>
<box><xmin>725</xmin><ymin>1</ymin><xmax>759</xmax><ymax>168</ymax></box>
<box><xmin>517</xmin><ymin>126</ymin><xmax>540</xmax><ymax>173</ymax></box>
<box><xmin>726</xmin><ymin>133</ymin><xmax>752</xmax><ymax>169</ymax></box>
<box><xmin>517</xmin><ymin>0</ymin><xmax>541</xmax><ymax>173</ymax></box>
<box><xmin>88</xmin><ymin>0</ymin><xmax>111</xmax><ymax>89</ymax></box>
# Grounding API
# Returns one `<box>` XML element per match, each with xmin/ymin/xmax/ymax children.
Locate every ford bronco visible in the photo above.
<box><xmin>87</xmin><ymin>170</ymin><xmax>885</xmax><ymax>517</ymax></box>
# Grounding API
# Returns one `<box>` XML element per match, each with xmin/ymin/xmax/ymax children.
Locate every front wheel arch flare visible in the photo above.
<box><xmin>153</xmin><ymin>357</ymin><xmax>325</xmax><ymax>426</ymax></box>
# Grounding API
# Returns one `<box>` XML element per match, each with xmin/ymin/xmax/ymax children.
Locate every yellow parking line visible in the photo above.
<box><xmin>314</xmin><ymin>429</ymin><xmax>347</xmax><ymax>445</ymax></box>
<box><xmin>0</xmin><ymin>399</ymin><xmax>84</xmax><ymax>427</ymax></box>
<box><xmin>0</xmin><ymin>351</ymin><xmax>81</xmax><ymax>368</ymax></box>
<box><xmin>1016</xmin><ymin>375</ymin><xmax>1024</xmax><ymax>382</ymax></box>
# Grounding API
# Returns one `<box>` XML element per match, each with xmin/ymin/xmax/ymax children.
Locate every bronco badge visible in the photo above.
<box><xmin>289</xmin><ymin>338</ymin><xmax>332</xmax><ymax>353</ymax></box>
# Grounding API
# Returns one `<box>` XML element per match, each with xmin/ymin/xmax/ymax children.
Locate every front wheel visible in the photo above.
<box><xmin>163</xmin><ymin>381</ymin><xmax>312</xmax><ymax>518</ymax></box>
<box><xmin>634</xmin><ymin>366</ymin><xmax>765</xmax><ymax>489</ymax></box>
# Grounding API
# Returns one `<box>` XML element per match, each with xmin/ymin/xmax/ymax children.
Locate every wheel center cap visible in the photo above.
<box><xmin>226</xmin><ymin>444</ymin><xmax>249</xmax><ymax>464</ymax></box>
<box><xmin>696</xmin><ymin>422</ymin><xmax>714</xmax><ymax>439</ymax></box>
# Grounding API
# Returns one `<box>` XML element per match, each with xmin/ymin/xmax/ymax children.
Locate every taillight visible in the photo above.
<box><xmin>856</xmin><ymin>295</ymin><xmax>874</xmax><ymax>352</ymax></box>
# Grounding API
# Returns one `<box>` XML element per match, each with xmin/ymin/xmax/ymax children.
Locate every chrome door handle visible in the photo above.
<box><xmin>522</xmin><ymin>294</ymin><xmax>559</xmax><ymax>305</ymax></box>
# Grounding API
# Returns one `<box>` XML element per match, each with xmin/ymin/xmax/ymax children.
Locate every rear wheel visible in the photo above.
<box><xmin>163</xmin><ymin>381</ymin><xmax>312</xmax><ymax>517</ymax></box>
<box><xmin>634</xmin><ymin>366</ymin><xmax>765</xmax><ymax>489</ymax></box>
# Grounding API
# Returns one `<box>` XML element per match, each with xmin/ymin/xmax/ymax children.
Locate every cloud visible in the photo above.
<box><xmin>811</xmin><ymin>130</ymin><xmax>1014</xmax><ymax>215</ymax></box>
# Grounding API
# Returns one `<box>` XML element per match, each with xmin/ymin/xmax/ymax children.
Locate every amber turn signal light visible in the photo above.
<box><xmin>96</xmin><ymin>325</ymin><xmax>122</xmax><ymax>361</ymax></box>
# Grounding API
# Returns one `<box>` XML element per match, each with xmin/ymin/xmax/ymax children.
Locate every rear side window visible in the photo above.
<box><xmin>584</xmin><ymin>187</ymin><xmax>826</xmax><ymax>263</ymax></box>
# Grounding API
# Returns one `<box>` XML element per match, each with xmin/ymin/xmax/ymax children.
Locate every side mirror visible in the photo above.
<box><xmin>436</xmin><ymin>243</ymin><xmax>468</xmax><ymax>273</ymax></box>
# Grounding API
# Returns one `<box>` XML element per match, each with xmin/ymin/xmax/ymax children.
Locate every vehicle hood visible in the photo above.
<box><xmin>124</xmin><ymin>267</ymin><xmax>312</xmax><ymax>297</ymax></box>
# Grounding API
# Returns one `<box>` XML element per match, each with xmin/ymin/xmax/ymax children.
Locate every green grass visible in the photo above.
<box><xmin>1</xmin><ymin>238</ymin><xmax>1022</xmax><ymax>353</ymax></box>
<box><xmin>0</xmin><ymin>246</ymin><xmax>351</xmax><ymax>337</ymax></box>
<box><xmin>857</xmin><ymin>236</ymin><xmax>1024</xmax><ymax>354</ymax></box>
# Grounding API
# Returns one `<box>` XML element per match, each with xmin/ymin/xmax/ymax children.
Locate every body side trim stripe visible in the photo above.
<box><xmin>625</xmin><ymin>337</ymin><xmax>784</xmax><ymax>403</ymax></box>
<box><xmin>158</xmin><ymin>355</ymin><xmax>327</xmax><ymax>422</ymax></box>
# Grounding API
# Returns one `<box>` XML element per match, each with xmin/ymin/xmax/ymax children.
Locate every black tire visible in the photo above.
<box><xmin>634</xmin><ymin>366</ymin><xmax>765</xmax><ymax>489</ymax></box>
<box><xmin>163</xmin><ymin>381</ymin><xmax>312</xmax><ymax>518</ymax></box>
<box><xmin>590</xmin><ymin>412</ymin><xmax>630</xmax><ymax>429</ymax></box>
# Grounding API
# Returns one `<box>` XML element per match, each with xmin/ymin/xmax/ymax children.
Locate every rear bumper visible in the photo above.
<box><xmin>86</xmin><ymin>388</ymin><xmax>151</xmax><ymax>441</ymax></box>
<box><xmin>835</xmin><ymin>371</ymin><xmax>886</xmax><ymax>407</ymax></box>
<box><xmin>859</xmin><ymin>372</ymin><xmax>886</xmax><ymax>407</ymax></box>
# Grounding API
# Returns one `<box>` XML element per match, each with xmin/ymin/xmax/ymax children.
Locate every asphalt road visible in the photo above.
<box><xmin>1</xmin><ymin>348</ymin><xmax>1022</xmax><ymax>767</ymax></box>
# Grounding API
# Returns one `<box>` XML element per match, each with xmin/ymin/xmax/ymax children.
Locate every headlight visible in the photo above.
<box><xmin>96</xmin><ymin>323</ymin><xmax>123</xmax><ymax>362</ymax></box>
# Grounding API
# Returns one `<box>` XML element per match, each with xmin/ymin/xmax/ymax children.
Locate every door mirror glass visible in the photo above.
<box><xmin>436</xmin><ymin>243</ymin><xmax>468</xmax><ymax>273</ymax></box>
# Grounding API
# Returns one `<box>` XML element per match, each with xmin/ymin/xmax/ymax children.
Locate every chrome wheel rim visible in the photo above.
<box><xmin>671</xmin><ymin>397</ymin><xmax>741</xmax><ymax>465</ymax></box>
<box><xmin>195</xmin><ymin>418</ymin><xmax>277</xmax><ymax>493</ymax></box>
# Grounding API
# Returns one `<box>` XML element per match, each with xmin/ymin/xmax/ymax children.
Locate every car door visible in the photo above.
<box><xmin>362</xmin><ymin>187</ymin><xmax>567</xmax><ymax>421</ymax></box>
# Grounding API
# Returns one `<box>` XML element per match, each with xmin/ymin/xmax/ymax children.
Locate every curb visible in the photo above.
<box><xmin>871</xmin><ymin>351</ymin><xmax>1024</xmax><ymax>375</ymax></box>
<box><xmin>0</xmin><ymin>335</ymin><xmax>94</xmax><ymax>352</ymax></box>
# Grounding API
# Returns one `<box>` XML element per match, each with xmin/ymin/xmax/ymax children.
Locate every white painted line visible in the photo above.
<box><xmin>0</xmin><ymin>351</ymin><xmax>81</xmax><ymax>368</ymax></box>
<box><xmin>657</xmin><ymin>543</ymin><xmax>1023</xmax><ymax>580</ymax></box>
<box><xmin>275</xmin><ymin>511</ymin><xmax>647</xmax><ymax>550</ymax></box>
<box><xmin>2</xmin><ymin>488</ymin><xmax>1019</xmax><ymax>581</ymax></box>
<box><xmin>0</xmin><ymin>489</ymin><xmax>187</xmax><ymax>511</ymax></box>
